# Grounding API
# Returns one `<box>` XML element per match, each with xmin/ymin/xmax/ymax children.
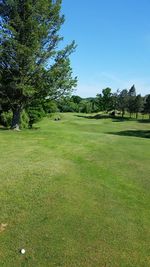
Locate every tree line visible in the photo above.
<box><xmin>1</xmin><ymin>83</ymin><xmax>150</xmax><ymax>128</ymax></box>
<box><xmin>55</xmin><ymin>85</ymin><xmax>150</xmax><ymax>119</ymax></box>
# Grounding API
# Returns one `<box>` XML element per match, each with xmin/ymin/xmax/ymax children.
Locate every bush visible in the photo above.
<box><xmin>0</xmin><ymin>110</ymin><xmax>29</xmax><ymax>128</ymax></box>
<box><xmin>79</xmin><ymin>101</ymin><xmax>92</xmax><ymax>113</ymax></box>
<box><xmin>43</xmin><ymin>100</ymin><xmax>59</xmax><ymax>113</ymax></box>
<box><xmin>48</xmin><ymin>113</ymin><xmax>62</xmax><ymax>120</ymax></box>
<box><xmin>27</xmin><ymin>106</ymin><xmax>45</xmax><ymax>128</ymax></box>
<box><xmin>20</xmin><ymin>110</ymin><xmax>29</xmax><ymax>129</ymax></box>
<box><xmin>0</xmin><ymin>111</ymin><xmax>12</xmax><ymax>127</ymax></box>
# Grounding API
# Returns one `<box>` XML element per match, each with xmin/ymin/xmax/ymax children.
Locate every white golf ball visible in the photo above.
<box><xmin>21</xmin><ymin>248</ymin><xmax>26</xmax><ymax>254</ymax></box>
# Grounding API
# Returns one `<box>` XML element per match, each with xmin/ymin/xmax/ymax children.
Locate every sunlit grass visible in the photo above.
<box><xmin>0</xmin><ymin>113</ymin><xmax>150</xmax><ymax>266</ymax></box>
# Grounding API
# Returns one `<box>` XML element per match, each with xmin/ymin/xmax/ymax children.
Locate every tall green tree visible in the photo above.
<box><xmin>128</xmin><ymin>85</ymin><xmax>136</xmax><ymax>117</ymax></box>
<box><xmin>89</xmin><ymin>97</ymin><xmax>99</xmax><ymax>113</ymax></box>
<box><xmin>128</xmin><ymin>85</ymin><xmax>136</xmax><ymax>97</ymax></box>
<box><xmin>102</xmin><ymin>87</ymin><xmax>112</xmax><ymax>112</ymax></box>
<box><xmin>134</xmin><ymin>94</ymin><xmax>143</xmax><ymax>119</ymax></box>
<box><xmin>0</xmin><ymin>0</ymin><xmax>77</xmax><ymax>129</ymax></box>
<box><xmin>118</xmin><ymin>89</ymin><xmax>128</xmax><ymax>117</ymax></box>
<box><xmin>79</xmin><ymin>100</ymin><xmax>92</xmax><ymax>113</ymax></box>
<box><xmin>96</xmin><ymin>93</ymin><xmax>103</xmax><ymax>111</ymax></box>
<box><xmin>111</xmin><ymin>90</ymin><xmax>119</xmax><ymax>114</ymax></box>
<box><xmin>143</xmin><ymin>94</ymin><xmax>150</xmax><ymax>119</ymax></box>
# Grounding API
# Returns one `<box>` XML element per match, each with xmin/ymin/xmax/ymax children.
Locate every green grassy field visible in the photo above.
<box><xmin>0</xmin><ymin>113</ymin><xmax>150</xmax><ymax>267</ymax></box>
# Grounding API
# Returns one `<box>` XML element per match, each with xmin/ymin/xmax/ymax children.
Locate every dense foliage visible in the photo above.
<box><xmin>51</xmin><ymin>86</ymin><xmax>150</xmax><ymax>119</ymax></box>
<box><xmin>0</xmin><ymin>0</ymin><xmax>77</xmax><ymax>129</ymax></box>
<box><xmin>53</xmin><ymin>86</ymin><xmax>149</xmax><ymax>119</ymax></box>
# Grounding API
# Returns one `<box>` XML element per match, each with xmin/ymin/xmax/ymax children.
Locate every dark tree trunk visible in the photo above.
<box><xmin>136</xmin><ymin>112</ymin><xmax>138</xmax><ymax>119</ymax></box>
<box><xmin>11</xmin><ymin>107</ymin><xmax>22</xmax><ymax>130</ymax></box>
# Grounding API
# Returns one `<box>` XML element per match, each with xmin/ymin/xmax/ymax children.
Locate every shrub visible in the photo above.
<box><xmin>0</xmin><ymin>110</ymin><xmax>29</xmax><ymax>128</ymax></box>
<box><xmin>0</xmin><ymin>111</ymin><xmax>12</xmax><ymax>127</ymax></box>
<box><xmin>20</xmin><ymin>110</ymin><xmax>29</xmax><ymax>129</ymax></box>
<box><xmin>27</xmin><ymin>106</ymin><xmax>45</xmax><ymax>128</ymax></box>
<box><xmin>43</xmin><ymin>100</ymin><xmax>59</xmax><ymax>113</ymax></box>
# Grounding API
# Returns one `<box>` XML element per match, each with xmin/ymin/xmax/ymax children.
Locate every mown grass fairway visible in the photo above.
<box><xmin>0</xmin><ymin>113</ymin><xmax>150</xmax><ymax>267</ymax></box>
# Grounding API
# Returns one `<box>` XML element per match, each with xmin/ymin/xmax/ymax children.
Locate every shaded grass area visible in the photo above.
<box><xmin>108</xmin><ymin>130</ymin><xmax>150</xmax><ymax>139</ymax></box>
<box><xmin>0</xmin><ymin>113</ymin><xmax>150</xmax><ymax>267</ymax></box>
<box><xmin>76</xmin><ymin>113</ymin><xmax>150</xmax><ymax>123</ymax></box>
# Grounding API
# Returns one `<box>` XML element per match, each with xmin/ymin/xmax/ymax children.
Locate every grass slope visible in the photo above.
<box><xmin>0</xmin><ymin>113</ymin><xmax>150</xmax><ymax>267</ymax></box>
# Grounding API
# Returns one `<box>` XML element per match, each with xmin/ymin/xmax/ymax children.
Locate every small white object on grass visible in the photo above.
<box><xmin>21</xmin><ymin>249</ymin><xmax>26</xmax><ymax>254</ymax></box>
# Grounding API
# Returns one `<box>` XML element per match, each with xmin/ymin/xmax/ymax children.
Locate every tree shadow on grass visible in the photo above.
<box><xmin>75</xmin><ymin>114</ymin><xmax>150</xmax><ymax>123</ymax></box>
<box><xmin>75</xmin><ymin>114</ymin><xmax>131</xmax><ymax>121</ymax></box>
<box><xmin>107</xmin><ymin>130</ymin><xmax>150</xmax><ymax>139</ymax></box>
<box><xmin>137</xmin><ymin>119</ymin><xmax>150</xmax><ymax>124</ymax></box>
<box><xmin>29</xmin><ymin>127</ymin><xmax>40</xmax><ymax>130</ymax></box>
<box><xmin>0</xmin><ymin>125</ymin><xmax>40</xmax><ymax>131</ymax></box>
<box><xmin>75</xmin><ymin>114</ymin><xmax>110</xmax><ymax>119</ymax></box>
<box><xmin>0</xmin><ymin>126</ymin><xmax>9</xmax><ymax>131</ymax></box>
<box><xmin>112</xmin><ymin>117</ymin><xmax>132</xmax><ymax>122</ymax></box>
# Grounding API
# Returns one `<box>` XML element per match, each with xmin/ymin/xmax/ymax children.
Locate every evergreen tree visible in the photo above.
<box><xmin>128</xmin><ymin>85</ymin><xmax>136</xmax><ymax>97</ymax></box>
<box><xmin>118</xmin><ymin>89</ymin><xmax>128</xmax><ymax>117</ymax></box>
<box><xmin>0</xmin><ymin>0</ymin><xmax>77</xmax><ymax>129</ymax></box>
<box><xmin>111</xmin><ymin>90</ymin><xmax>119</xmax><ymax>115</ymax></box>
<box><xmin>128</xmin><ymin>85</ymin><xmax>136</xmax><ymax>117</ymax></box>
<box><xmin>134</xmin><ymin>94</ymin><xmax>143</xmax><ymax>119</ymax></box>
<box><xmin>143</xmin><ymin>94</ymin><xmax>150</xmax><ymax>119</ymax></box>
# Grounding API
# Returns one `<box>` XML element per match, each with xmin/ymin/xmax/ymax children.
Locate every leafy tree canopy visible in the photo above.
<box><xmin>0</xmin><ymin>0</ymin><xmax>77</xmax><ymax>129</ymax></box>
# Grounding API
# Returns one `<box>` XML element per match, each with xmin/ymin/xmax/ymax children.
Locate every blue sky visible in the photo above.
<box><xmin>61</xmin><ymin>0</ymin><xmax>150</xmax><ymax>97</ymax></box>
